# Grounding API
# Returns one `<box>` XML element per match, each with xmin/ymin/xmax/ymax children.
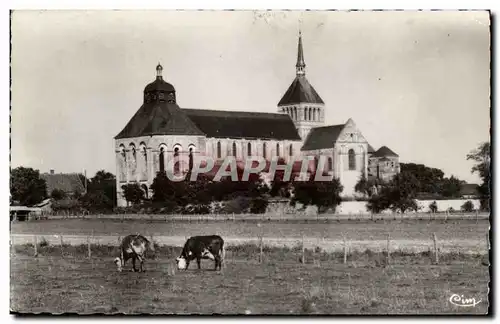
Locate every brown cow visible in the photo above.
<box><xmin>114</xmin><ymin>234</ymin><xmax>155</xmax><ymax>272</ymax></box>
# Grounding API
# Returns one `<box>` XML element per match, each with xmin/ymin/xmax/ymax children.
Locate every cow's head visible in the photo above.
<box><xmin>114</xmin><ymin>257</ymin><xmax>123</xmax><ymax>272</ymax></box>
<box><xmin>176</xmin><ymin>256</ymin><xmax>187</xmax><ymax>270</ymax></box>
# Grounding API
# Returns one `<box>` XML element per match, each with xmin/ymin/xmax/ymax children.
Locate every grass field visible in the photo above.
<box><xmin>10</xmin><ymin>244</ymin><xmax>489</xmax><ymax>315</ymax></box>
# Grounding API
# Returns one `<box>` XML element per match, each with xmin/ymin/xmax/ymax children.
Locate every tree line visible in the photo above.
<box><xmin>10</xmin><ymin>142</ymin><xmax>490</xmax><ymax>214</ymax></box>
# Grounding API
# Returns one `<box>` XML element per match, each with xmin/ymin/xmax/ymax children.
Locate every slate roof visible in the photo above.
<box><xmin>182</xmin><ymin>109</ymin><xmax>302</xmax><ymax>141</ymax></box>
<box><xmin>40</xmin><ymin>173</ymin><xmax>85</xmax><ymax>195</ymax></box>
<box><xmin>278</xmin><ymin>76</ymin><xmax>325</xmax><ymax>106</ymax></box>
<box><xmin>373</xmin><ymin>146</ymin><xmax>399</xmax><ymax>157</ymax></box>
<box><xmin>368</xmin><ymin>144</ymin><xmax>376</xmax><ymax>153</ymax></box>
<box><xmin>301</xmin><ymin>124</ymin><xmax>345</xmax><ymax>151</ymax></box>
<box><xmin>115</xmin><ymin>102</ymin><xmax>205</xmax><ymax>139</ymax></box>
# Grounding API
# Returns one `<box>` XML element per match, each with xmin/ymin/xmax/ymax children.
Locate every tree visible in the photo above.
<box><xmin>10</xmin><ymin>167</ymin><xmax>48</xmax><ymax>206</ymax></box>
<box><xmin>429</xmin><ymin>201</ymin><xmax>438</xmax><ymax>213</ymax></box>
<box><xmin>467</xmin><ymin>142</ymin><xmax>490</xmax><ymax>210</ymax></box>
<box><xmin>354</xmin><ymin>175</ymin><xmax>385</xmax><ymax>197</ymax></box>
<box><xmin>400</xmin><ymin>163</ymin><xmax>444</xmax><ymax>194</ymax></box>
<box><xmin>291</xmin><ymin>175</ymin><xmax>343</xmax><ymax>213</ymax></box>
<box><xmin>121</xmin><ymin>183</ymin><xmax>145</xmax><ymax>205</ymax></box>
<box><xmin>73</xmin><ymin>189</ymin><xmax>82</xmax><ymax>200</ymax></box>
<box><xmin>80</xmin><ymin>190</ymin><xmax>112</xmax><ymax>213</ymax></box>
<box><xmin>88</xmin><ymin>170</ymin><xmax>116</xmax><ymax>207</ymax></box>
<box><xmin>150</xmin><ymin>171</ymin><xmax>185</xmax><ymax>211</ymax></box>
<box><xmin>461</xmin><ymin>200</ymin><xmax>475</xmax><ymax>212</ymax></box>
<box><xmin>50</xmin><ymin>188</ymin><xmax>67</xmax><ymax>200</ymax></box>
<box><xmin>439</xmin><ymin>176</ymin><xmax>463</xmax><ymax>198</ymax></box>
<box><xmin>366</xmin><ymin>171</ymin><xmax>419</xmax><ymax>214</ymax></box>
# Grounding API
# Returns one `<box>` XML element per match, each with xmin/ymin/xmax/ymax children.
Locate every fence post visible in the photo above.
<box><xmin>476</xmin><ymin>209</ymin><xmax>479</xmax><ymax>223</ymax></box>
<box><xmin>432</xmin><ymin>233</ymin><xmax>439</xmax><ymax>264</ymax></box>
<box><xmin>87</xmin><ymin>235</ymin><xmax>92</xmax><ymax>259</ymax></box>
<box><xmin>314</xmin><ymin>237</ymin><xmax>321</xmax><ymax>268</ymax></box>
<box><xmin>60</xmin><ymin>234</ymin><xmax>64</xmax><ymax>256</ymax></box>
<box><xmin>386</xmin><ymin>234</ymin><xmax>391</xmax><ymax>265</ymax></box>
<box><xmin>343</xmin><ymin>234</ymin><xmax>347</xmax><ymax>264</ymax></box>
<box><xmin>34</xmin><ymin>235</ymin><xmax>38</xmax><ymax>258</ymax></box>
<box><xmin>259</xmin><ymin>236</ymin><xmax>263</xmax><ymax>264</ymax></box>
<box><xmin>301</xmin><ymin>234</ymin><xmax>305</xmax><ymax>264</ymax></box>
<box><xmin>486</xmin><ymin>232</ymin><xmax>489</xmax><ymax>252</ymax></box>
<box><xmin>371</xmin><ymin>213</ymin><xmax>374</xmax><ymax>222</ymax></box>
<box><xmin>444</xmin><ymin>210</ymin><xmax>448</xmax><ymax>222</ymax></box>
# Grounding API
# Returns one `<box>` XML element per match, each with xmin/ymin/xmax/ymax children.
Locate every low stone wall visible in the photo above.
<box><xmin>266</xmin><ymin>199</ymin><xmax>482</xmax><ymax>215</ymax></box>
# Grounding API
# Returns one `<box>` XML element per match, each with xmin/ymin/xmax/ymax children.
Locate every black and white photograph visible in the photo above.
<box><xmin>8</xmin><ymin>9</ymin><xmax>491</xmax><ymax>315</ymax></box>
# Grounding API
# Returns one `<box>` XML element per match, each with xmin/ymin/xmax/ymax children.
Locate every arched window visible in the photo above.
<box><xmin>313</xmin><ymin>109</ymin><xmax>316</xmax><ymax>121</ymax></box>
<box><xmin>130</xmin><ymin>145</ymin><xmax>137</xmax><ymax>177</ymax></box>
<box><xmin>119</xmin><ymin>144</ymin><xmax>126</xmax><ymax>181</ymax></box>
<box><xmin>188</xmin><ymin>147</ymin><xmax>194</xmax><ymax>172</ymax></box>
<box><xmin>247</xmin><ymin>142</ymin><xmax>252</xmax><ymax>156</ymax></box>
<box><xmin>232</xmin><ymin>142</ymin><xmax>237</xmax><ymax>157</ymax></box>
<box><xmin>174</xmin><ymin>147</ymin><xmax>180</xmax><ymax>174</ymax></box>
<box><xmin>141</xmin><ymin>144</ymin><xmax>148</xmax><ymax>181</ymax></box>
<box><xmin>328</xmin><ymin>157</ymin><xmax>333</xmax><ymax>171</ymax></box>
<box><xmin>293</xmin><ymin>107</ymin><xmax>297</xmax><ymax>120</ymax></box>
<box><xmin>308</xmin><ymin>108</ymin><xmax>312</xmax><ymax>121</ymax></box>
<box><xmin>303</xmin><ymin>108</ymin><xmax>307</xmax><ymax>120</ymax></box>
<box><xmin>141</xmin><ymin>184</ymin><xmax>148</xmax><ymax>199</ymax></box>
<box><xmin>131</xmin><ymin>146</ymin><xmax>136</xmax><ymax>159</ymax></box>
<box><xmin>276</xmin><ymin>143</ymin><xmax>280</xmax><ymax>157</ymax></box>
<box><xmin>217</xmin><ymin>141</ymin><xmax>222</xmax><ymax>159</ymax></box>
<box><xmin>348</xmin><ymin>149</ymin><xmax>356</xmax><ymax>170</ymax></box>
<box><xmin>289</xmin><ymin>144</ymin><xmax>293</xmax><ymax>156</ymax></box>
<box><xmin>263</xmin><ymin>142</ymin><xmax>267</xmax><ymax>159</ymax></box>
<box><xmin>159</xmin><ymin>147</ymin><xmax>165</xmax><ymax>173</ymax></box>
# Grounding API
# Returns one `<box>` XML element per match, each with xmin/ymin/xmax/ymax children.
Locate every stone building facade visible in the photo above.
<box><xmin>114</xmin><ymin>32</ymin><xmax>399</xmax><ymax>207</ymax></box>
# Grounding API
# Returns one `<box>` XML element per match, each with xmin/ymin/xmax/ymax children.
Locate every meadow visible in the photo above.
<box><xmin>10</xmin><ymin>243</ymin><xmax>489</xmax><ymax>315</ymax></box>
<box><xmin>10</xmin><ymin>217</ymin><xmax>490</xmax><ymax>314</ymax></box>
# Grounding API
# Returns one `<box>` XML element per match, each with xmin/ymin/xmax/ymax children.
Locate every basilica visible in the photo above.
<box><xmin>114</xmin><ymin>32</ymin><xmax>400</xmax><ymax>207</ymax></box>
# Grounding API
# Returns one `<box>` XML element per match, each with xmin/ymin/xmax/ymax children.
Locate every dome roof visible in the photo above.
<box><xmin>144</xmin><ymin>63</ymin><xmax>175</xmax><ymax>93</ymax></box>
<box><xmin>144</xmin><ymin>78</ymin><xmax>175</xmax><ymax>93</ymax></box>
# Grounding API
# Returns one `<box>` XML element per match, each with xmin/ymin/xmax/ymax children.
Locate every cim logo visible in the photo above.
<box><xmin>449</xmin><ymin>294</ymin><xmax>482</xmax><ymax>307</ymax></box>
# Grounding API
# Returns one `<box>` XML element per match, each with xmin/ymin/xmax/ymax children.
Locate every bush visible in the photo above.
<box><xmin>181</xmin><ymin>204</ymin><xmax>211</xmax><ymax>215</ymax></box>
<box><xmin>222</xmin><ymin>196</ymin><xmax>252</xmax><ymax>214</ymax></box>
<box><xmin>366</xmin><ymin>194</ymin><xmax>389</xmax><ymax>214</ymax></box>
<box><xmin>428</xmin><ymin>201</ymin><xmax>438</xmax><ymax>213</ymax></box>
<box><xmin>461</xmin><ymin>200</ymin><xmax>474</xmax><ymax>212</ymax></box>
<box><xmin>250</xmin><ymin>197</ymin><xmax>269</xmax><ymax>214</ymax></box>
<box><xmin>50</xmin><ymin>188</ymin><xmax>67</xmax><ymax>200</ymax></box>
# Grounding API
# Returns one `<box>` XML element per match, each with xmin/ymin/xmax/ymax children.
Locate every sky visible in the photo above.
<box><xmin>10</xmin><ymin>10</ymin><xmax>490</xmax><ymax>183</ymax></box>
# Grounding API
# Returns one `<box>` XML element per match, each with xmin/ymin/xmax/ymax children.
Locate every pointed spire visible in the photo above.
<box><xmin>296</xmin><ymin>30</ymin><xmax>306</xmax><ymax>76</ymax></box>
<box><xmin>156</xmin><ymin>62</ymin><xmax>163</xmax><ymax>79</ymax></box>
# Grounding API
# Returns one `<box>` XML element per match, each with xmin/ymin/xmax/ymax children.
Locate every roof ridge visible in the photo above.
<box><xmin>312</xmin><ymin>124</ymin><xmax>345</xmax><ymax>130</ymax></box>
<box><xmin>182</xmin><ymin>108</ymin><xmax>290</xmax><ymax>117</ymax></box>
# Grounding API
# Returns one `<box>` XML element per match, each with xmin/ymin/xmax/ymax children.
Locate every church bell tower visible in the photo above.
<box><xmin>277</xmin><ymin>31</ymin><xmax>325</xmax><ymax>140</ymax></box>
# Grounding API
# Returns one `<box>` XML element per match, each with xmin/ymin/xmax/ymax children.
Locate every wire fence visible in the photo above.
<box><xmin>18</xmin><ymin>210</ymin><xmax>490</xmax><ymax>223</ymax></box>
<box><xmin>10</xmin><ymin>230</ymin><xmax>490</xmax><ymax>274</ymax></box>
